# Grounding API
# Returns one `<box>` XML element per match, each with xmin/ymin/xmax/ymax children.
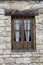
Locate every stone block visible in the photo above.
<box><xmin>3</xmin><ymin>37</ymin><xmax>7</xmax><ymax>42</ymax></box>
<box><xmin>18</xmin><ymin>52</ymin><xmax>25</xmax><ymax>55</ymax></box>
<box><xmin>0</xmin><ymin>15</ymin><xmax>10</xmax><ymax>20</ymax></box>
<box><xmin>23</xmin><ymin>58</ymin><xmax>31</xmax><ymax>63</ymax></box>
<box><xmin>11</xmin><ymin>52</ymin><xmax>19</xmax><ymax>55</ymax></box>
<box><xmin>11</xmin><ymin>54</ymin><xmax>21</xmax><ymax>58</ymax></box>
<box><xmin>3</xmin><ymin>50</ymin><xmax>11</xmax><ymax>54</ymax></box>
<box><xmin>0</xmin><ymin>20</ymin><xmax>5</xmax><ymax>26</ymax></box>
<box><xmin>0</xmin><ymin>31</ymin><xmax>6</xmax><ymax>37</ymax></box>
<box><xmin>32</xmin><ymin>54</ymin><xmax>40</xmax><ymax>57</ymax></box>
<box><xmin>40</xmin><ymin>54</ymin><xmax>43</xmax><ymax>57</ymax></box>
<box><xmin>0</xmin><ymin>50</ymin><xmax>3</xmax><ymax>54</ymax></box>
<box><xmin>3</xmin><ymin>54</ymin><xmax>10</xmax><ymax>58</ymax></box>
<box><xmin>6</xmin><ymin>31</ymin><xmax>11</xmax><ymax>37</ymax></box>
<box><xmin>0</xmin><ymin>37</ymin><xmax>4</xmax><ymax>43</ymax></box>
<box><xmin>31</xmin><ymin>57</ymin><xmax>39</xmax><ymax>63</ymax></box>
<box><xmin>2</xmin><ymin>63</ymin><xmax>5</xmax><ymax>65</ymax></box>
<box><xmin>6</xmin><ymin>27</ymin><xmax>11</xmax><ymax>32</ymax></box>
<box><xmin>0</xmin><ymin>59</ymin><xmax>4</xmax><ymax>64</ymax></box>
<box><xmin>40</xmin><ymin>50</ymin><xmax>43</xmax><ymax>53</ymax></box>
<box><xmin>0</xmin><ymin>9</ymin><xmax>4</xmax><ymax>14</ymax></box>
<box><xmin>16</xmin><ymin>58</ymin><xmax>24</xmax><ymax>63</ymax></box>
<box><xmin>21</xmin><ymin>64</ymin><xmax>28</xmax><ymax>65</ymax></box>
<box><xmin>36</xmin><ymin>49</ymin><xmax>40</xmax><ymax>54</ymax></box>
<box><xmin>36</xmin><ymin>39</ymin><xmax>41</xmax><ymax>45</ymax></box>
<box><xmin>40</xmin><ymin>57</ymin><xmax>43</xmax><ymax>62</ymax></box>
<box><xmin>35</xmin><ymin>16</ymin><xmax>39</xmax><ymax>23</ymax></box>
<box><xmin>39</xmin><ymin>14</ymin><xmax>43</xmax><ymax>19</ymax></box>
<box><xmin>36</xmin><ymin>45</ymin><xmax>43</xmax><ymax>50</ymax></box>
<box><xmin>5</xmin><ymin>58</ymin><xmax>16</xmax><ymax>63</ymax></box>
<box><xmin>6</xmin><ymin>37</ymin><xmax>11</xmax><ymax>43</ymax></box>
<box><xmin>0</xmin><ymin>27</ymin><xmax>5</xmax><ymax>31</ymax></box>
<box><xmin>6</xmin><ymin>43</ymin><xmax>11</xmax><ymax>49</ymax></box>
<box><xmin>6</xmin><ymin>63</ymin><xmax>15</xmax><ymax>65</ymax></box>
<box><xmin>32</xmin><ymin>63</ymin><xmax>38</xmax><ymax>65</ymax></box>
<box><xmin>22</xmin><ymin>53</ymin><xmax>32</xmax><ymax>57</ymax></box>
<box><xmin>5</xmin><ymin>20</ymin><xmax>11</xmax><ymax>26</ymax></box>
<box><xmin>0</xmin><ymin>55</ymin><xmax>2</xmax><ymax>58</ymax></box>
<box><xmin>0</xmin><ymin>43</ymin><xmax>6</xmax><ymax>49</ymax></box>
<box><xmin>0</xmin><ymin>3</ymin><xmax>9</xmax><ymax>8</ymax></box>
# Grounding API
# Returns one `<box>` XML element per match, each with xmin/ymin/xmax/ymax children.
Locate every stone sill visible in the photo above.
<box><xmin>11</xmin><ymin>48</ymin><xmax>36</xmax><ymax>52</ymax></box>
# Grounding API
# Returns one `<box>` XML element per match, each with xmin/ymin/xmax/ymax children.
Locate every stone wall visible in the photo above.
<box><xmin>0</xmin><ymin>1</ymin><xmax>43</xmax><ymax>65</ymax></box>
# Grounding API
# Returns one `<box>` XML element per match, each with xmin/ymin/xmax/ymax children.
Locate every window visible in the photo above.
<box><xmin>11</xmin><ymin>16</ymin><xmax>35</xmax><ymax>51</ymax></box>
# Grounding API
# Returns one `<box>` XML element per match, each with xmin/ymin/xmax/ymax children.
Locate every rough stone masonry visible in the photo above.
<box><xmin>0</xmin><ymin>1</ymin><xmax>43</xmax><ymax>65</ymax></box>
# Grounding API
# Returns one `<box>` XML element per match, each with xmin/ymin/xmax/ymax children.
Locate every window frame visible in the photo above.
<box><xmin>11</xmin><ymin>16</ymin><xmax>36</xmax><ymax>51</ymax></box>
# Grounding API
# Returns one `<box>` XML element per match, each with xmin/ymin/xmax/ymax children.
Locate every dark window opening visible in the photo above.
<box><xmin>11</xmin><ymin>16</ymin><xmax>35</xmax><ymax>51</ymax></box>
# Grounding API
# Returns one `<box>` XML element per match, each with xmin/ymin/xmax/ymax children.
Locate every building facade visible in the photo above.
<box><xmin>0</xmin><ymin>1</ymin><xmax>43</xmax><ymax>65</ymax></box>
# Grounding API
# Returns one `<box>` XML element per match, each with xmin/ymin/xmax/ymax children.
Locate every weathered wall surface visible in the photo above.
<box><xmin>0</xmin><ymin>1</ymin><xmax>43</xmax><ymax>65</ymax></box>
